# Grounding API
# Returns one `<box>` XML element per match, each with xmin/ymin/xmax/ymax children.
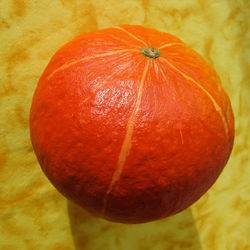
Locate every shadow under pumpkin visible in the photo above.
<box><xmin>67</xmin><ymin>200</ymin><xmax>202</xmax><ymax>250</ymax></box>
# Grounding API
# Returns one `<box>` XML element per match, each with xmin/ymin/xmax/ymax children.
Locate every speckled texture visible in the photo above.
<box><xmin>30</xmin><ymin>24</ymin><xmax>234</xmax><ymax>224</ymax></box>
<box><xmin>0</xmin><ymin>0</ymin><xmax>249</xmax><ymax>249</ymax></box>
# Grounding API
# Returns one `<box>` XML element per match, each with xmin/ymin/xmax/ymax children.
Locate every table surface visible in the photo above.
<box><xmin>0</xmin><ymin>0</ymin><xmax>249</xmax><ymax>249</ymax></box>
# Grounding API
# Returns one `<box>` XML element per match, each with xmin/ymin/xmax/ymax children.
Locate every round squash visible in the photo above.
<box><xmin>30</xmin><ymin>25</ymin><xmax>234</xmax><ymax>224</ymax></box>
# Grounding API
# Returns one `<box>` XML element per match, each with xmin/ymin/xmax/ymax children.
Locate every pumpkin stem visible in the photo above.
<box><xmin>141</xmin><ymin>46</ymin><xmax>161</xmax><ymax>59</ymax></box>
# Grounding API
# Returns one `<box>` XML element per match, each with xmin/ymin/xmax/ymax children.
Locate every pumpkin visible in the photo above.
<box><xmin>30</xmin><ymin>25</ymin><xmax>234</xmax><ymax>224</ymax></box>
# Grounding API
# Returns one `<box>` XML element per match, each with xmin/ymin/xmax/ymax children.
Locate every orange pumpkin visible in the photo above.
<box><xmin>30</xmin><ymin>25</ymin><xmax>234</xmax><ymax>224</ymax></box>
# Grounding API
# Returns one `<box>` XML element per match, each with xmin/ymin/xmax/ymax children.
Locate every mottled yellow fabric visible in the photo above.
<box><xmin>0</xmin><ymin>0</ymin><xmax>249</xmax><ymax>249</ymax></box>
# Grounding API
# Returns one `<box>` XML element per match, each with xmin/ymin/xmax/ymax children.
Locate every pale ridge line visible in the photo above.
<box><xmin>107</xmin><ymin>60</ymin><xmax>149</xmax><ymax>193</ymax></box>
<box><xmin>159</xmin><ymin>42</ymin><xmax>183</xmax><ymax>49</ymax></box>
<box><xmin>160</xmin><ymin>57</ymin><xmax>229</xmax><ymax>135</ymax></box>
<box><xmin>179</xmin><ymin>129</ymin><xmax>184</xmax><ymax>144</ymax></box>
<box><xmin>158</xmin><ymin>63</ymin><xmax>169</xmax><ymax>84</ymax></box>
<box><xmin>47</xmin><ymin>49</ymin><xmax>138</xmax><ymax>80</ymax></box>
<box><xmin>114</xmin><ymin>26</ymin><xmax>148</xmax><ymax>46</ymax></box>
<box><xmin>102</xmin><ymin>60</ymin><xmax>150</xmax><ymax>215</ymax></box>
<box><xmin>158</xmin><ymin>63</ymin><xmax>177</xmax><ymax>102</ymax></box>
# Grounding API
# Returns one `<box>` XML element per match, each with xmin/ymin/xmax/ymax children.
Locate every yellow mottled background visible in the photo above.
<box><xmin>0</xmin><ymin>0</ymin><xmax>249</xmax><ymax>249</ymax></box>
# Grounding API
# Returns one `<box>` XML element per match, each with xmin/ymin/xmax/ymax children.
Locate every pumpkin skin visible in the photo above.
<box><xmin>30</xmin><ymin>25</ymin><xmax>234</xmax><ymax>224</ymax></box>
